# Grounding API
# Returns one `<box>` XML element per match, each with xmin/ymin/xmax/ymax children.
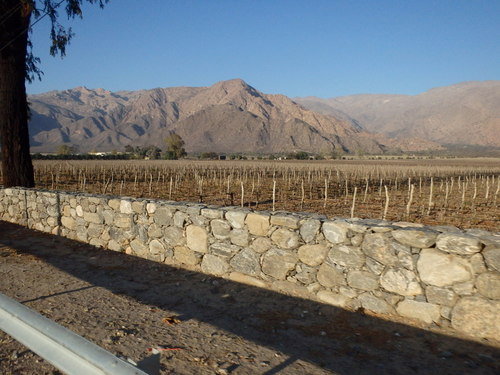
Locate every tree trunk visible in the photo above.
<box><xmin>0</xmin><ymin>0</ymin><xmax>35</xmax><ymax>187</ymax></box>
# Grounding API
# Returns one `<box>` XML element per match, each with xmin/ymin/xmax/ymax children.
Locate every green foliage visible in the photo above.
<box><xmin>25</xmin><ymin>1</ymin><xmax>109</xmax><ymax>81</ymax></box>
<box><xmin>199</xmin><ymin>152</ymin><xmax>218</xmax><ymax>160</ymax></box>
<box><xmin>31</xmin><ymin>152</ymin><xmax>130</xmax><ymax>160</ymax></box>
<box><xmin>164</xmin><ymin>132</ymin><xmax>186</xmax><ymax>159</ymax></box>
<box><xmin>57</xmin><ymin>144</ymin><xmax>78</xmax><ymax>155</ymax></box>
<box><xmin>162</xmin><ymin>151</ymin><xmax>176</xmax><ymax>160</ymax></box>
<box><xmin>330</xmin><ymin>148</ymin><xmax>346</xmax><ymax>160</ymax></box>
<box><xmin>124</xmin><ymin>145</ymin><xmax>161</xmax><ymax>159</ymax></box>
<box><xmin>287</xmin><ymin>151</ymin><xmax>310</xmax><ymax>160</ymax></box>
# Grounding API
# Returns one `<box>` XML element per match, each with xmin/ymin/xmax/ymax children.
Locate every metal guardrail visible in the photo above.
<box><xmin>0</xmin><ymin>293</ymin><xmax>149</xmax><ymax>375</ymax></box>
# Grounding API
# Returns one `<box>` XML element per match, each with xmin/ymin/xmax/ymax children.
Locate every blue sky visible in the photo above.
<box><xmin>27</xmin><ymin>0</ymin><xmax>500</xmax><ymax>98</ymax></box>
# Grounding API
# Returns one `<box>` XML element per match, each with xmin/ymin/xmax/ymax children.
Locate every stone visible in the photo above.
<box><xmin>250</xmin><ymin>237</ymin><xmax>272</xmax><ymax>253</ymax></box>
<box><xmin>174</xmin><ymin>246</ymin><xmax>201</xmax><ymax>265</ymax></box>
<box><xmin>396</xmin><ymin>299</ymin><xmax>441</xmax><ymax>324</ymax></box>
<box><xmin>392</xmin><ymin>229</ymin><xmax>437</xmax><ymax>248</ymax></box>
<box><xmin>294</xmin><ymin>264</ymin><xmax>317</xmax><ymax>284</ymax></box>
<box><xmin>417</xmin><ymin>248</ymin><xmax>473</xmax><ymax>287</ymax></box>
<box><xmin>113</xmin><ymin>214</ymin><xmax>132</xmax><ymax>229</ymax></box>
<box><xmin>88</xmin><ymin>197</ymin><xmax>101</xmax><ymax>205</ymax></box>
<box><xmin>62</xmin><ymin>205</ymin><xmax>71</xmax><ymax>217</ymax></box>
<box><xmin>339</xmin><ymin>287</ymin><xmax>358</xmax><ymax>299</ymax></box>
<box><xmin>120</xmin><ymin>200</ymin><xmax>133</xmax><ymax>214</ymax></box>
<box><xmin>146</xmin><ymin>202</ymin><xmax>157</xmax><ymax>214</ymax></box>
<box><xmin>47</xmin><ymin>217</ymin><xmax>58</xmax><ymax>227</ymax></box>
<box><xmin>228</xmin><ymin>272</ymin><xmax>267</xmax><ymax>288</ymax></box>
<box><xmin>61</xmin><ymin>216</ymin><xmax>76</xmax><ymax>230</ymax></box>
<box><xmin>109</xmin><ymin>227</ymin><xmax>130</xmax><ymax>245</ymax></box>
<box><xmin>397</xmin><ymin>250</ymin><xmax>415</xmax><ymax>270</ymax></box>
<box><xmin>210</xmin><ymin>243</ymin><xmax>241</xmax><ymax>260</ymax></box>
<box><xmin>441</xmin><ymin>306</ymin><xmax>452</xmax><ymax>320</ymax></box>
<box><xmin>345</xmin><ymin>221</ymin><xmax>370</xmax><ymax>233</ymax></box>
<box><xmin>87</xmin><ymin>223</ymin><xmax>104</xmax><ymax>238</ymax></box>
<box><xmin>450</xmin><ymin>280</ymin><xmax>474</xmax><ymax>295</ymax></box>
<box><xmin>477</xmin><ymin>234</ymin><xmax>500</xmax><ymax>247</ymax></box>
<box><xmin>347</xmin><ymin>270</ymin><xmax>379</xmax><ymax>291</ymax></box>
<box><xmin>101</xmin><ymin>228</ymin><xmax>110</xmax><ymax>241</ymax></box>
<box><xmin>186</xmin><ymin>205</ymin><xmax>202</xmax><ymax>216</ymax></box>
<box><xmin>154</xmin><ymin>207</ymin><xmax>173</xmax><ymax>226</ymax></box>
<box><xmin>273</xmin><ymin>281</ymin><xmax>310</xmax><ymax>298</ymax></box>
<box><xmin>108</xmin><ymin>240</ymin><xmax>122</xmax><ymax>252</ymax></box>
<box><xmin>201</xmin><ymin>208</ymin><xmax>222</xmax><ymax>219</ymax></box>
<box><xmin>75</xmin><ymin>205</ymin><xmax>84</xmax><ymax>217</ymax></box>
<box><xmin>201</xmin><ymin>254</ymin><xmax>229</xmax><ymax>276</ymax></box>
<box><xmin>130</xmin><ymin>239</ymin><xmax>148</xmax><ymax>256</ymax></box>
<box><xmin>173</xmin><ymin>211</ymin><xmax>188</xmax><ymax>228</ymax></box>
<box><xmin>316</xmin><ymin>263</ymin><xmax>345</xmax><ymax>288</ymax></box>
<box><xmin>370</xmin><ymin>225</ymin><xmax>393</xmax><ymax>233</ymax></box>
<box><xmin>380</xmin><ymin>268</ymin><xmax>422</xmax><ymax>296</ymax></box>
<box><xmin>351</xmin><ymin>234</ymin><xmax>363</xmax><ymax>247</ymax></box>
<box><xmin>306</xmin><ymin>282</ymin><xmax>322</xmax><ymax>294</ymax></box>
<box><xmin>163</xmin><ymin>227</ymin><xmax>184</xmax><ymax>246</ymax></box>
<box><xmin>83</xmin><ymin>212</ymin><xmax>103</xmax><ymax>225</ymax></box>
<box><xmin>299</xmin><ymin>219</ymin><xmax>321</xmax><ymax>243</ymax></box>
<box><xmin>361</xmin><ymin>233</ymin><xmax>399</xmax><ymax>266</ymax></box>
<box><xmin>436</xmin><ymin>233</ymin><xmax>483</xmax><ymax>255</ymax></box>
<box><xmin>476</xmin><ymin>272</ymin><xmax>500</xmax><ymax>299</ymax></box>
<box><xmin>149</xmin><ymin>239</ymin><xmax>165</xmax><ymax>255</ymax></box>
<box><xmin>261</xmin><ymin>248</ymin><xmax>298</xmax><ymax>280</ymax></box>
<box><xmin>211</xmin><ymin>219</ymin><xmax>231</xmax><ymax>240</ymax></box>
<box><xmin>317</xmin><ymin>291</ymin><xmax>350</xmax><ymax>308</ymax></box>
<box><xmin>327</xmin><ymin>245</ymin><xmax>365</xmax><ymax>269</ymax></box>
<box><xmin>102</xmin><ymin>210</ymin><xmax>114</xmax><ymax>225</ymax></box>
<box><xmin>297</xmin><ymin>244</ymin><xmax>328</xmax><ymax>266</ymax></box>
<box><xmin>230</xmin><ymin>228</ymin><xmax>249</xmax><ymax>247</ymax></box>
<box><xmin>322</xmin><ymin>222</ymin><xmax>347</xmax><ymax>244</ymax></box>
<box><xmin>358</xmin><ymin>293</ymin><xmax>394</xmax><ymax>314</ymax></box>
<box><xmin>131</xmin><ymin>201</ymin><xmax>145</xmax><ymax>214</ymax></box>
<box><xmin>76</xmin><ymin>225</ymin><xmax>88</xmax><ymax>242</ymax></box>
<box><xmin>270</xmin><ymin>214</ymin><xmax>299</xmax><ymax>229</ymax></box>
<box><xmin>470</xmin><ymin>253</ymin><xmax>487</xmax><ymax>274</ymax></box>
<box><xmin>230</xmin><ymin>248</ymin><xmax>261</xmax><ymax>276</ymax></box>
<box><xmin>425</xmin><ymin>286</ymin><xmax>458</xmax><ymax>306</ymax></box>
<box><xmin>225</xmin><ymin>210</ymin><xmax>247</xmax><ymax>229</ymax></box>
<box><xmin>186</xmin><ymin>225</ymin><xmax>208</xmax><ymax>253</ymax></box>
<box><xmin>245</xmin><ymin>213</ymin><xmax>270</xmax><ymax>236</ymax></box>
<box><xmin>108</xmin><ymin>199</ymin><xmax>120</xmax><ymax>210</ymax></box>
<box><xmin>366</xmin><ymin>257</ymin><xmax>385</xmax><ymax>275</ymax></box>
<box><xmin>483</xmin><ymin>247</ymin><xmax>500</xmax><ymax>272</ymax></box>
<box><xmin>451</xmin><ymin>297</ymin><xmax>500</xmax><ymax>340</ymax></box>
<box><xmin>147</xmin><ymin>224</ymin><xmax>163</xmax><ymax>238</ymax></box>
<box><xmin>271</xmin><ymin>228</ymin><xmax>300</xmax><ymax>249</ymax></box>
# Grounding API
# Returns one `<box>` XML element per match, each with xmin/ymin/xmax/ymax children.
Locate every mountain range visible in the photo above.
<box><xmin>28</xmin><ymin>79</ymin><xmax>500</xmax><ymax>155</ymax></box>
<box><xmin>295</xmin><ymin>80</ymin><xmax>500</xmax><ymax>149</ymax></box>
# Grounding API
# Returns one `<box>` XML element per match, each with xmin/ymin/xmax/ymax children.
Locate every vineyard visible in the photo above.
<box><xmin>8</xmin><ymin>158</ymin><xmax>500</xmax><ymax>231</ymax></box>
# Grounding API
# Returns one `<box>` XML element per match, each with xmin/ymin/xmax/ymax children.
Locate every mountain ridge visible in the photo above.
<box><xmin>28</xmin><ymin>79</ymin><xmax>385</xmax><ymax>154</ymax></box>
<box><xmin>295</xmin><ymin>80</ymin><xmax>500</xmax><ymax>148</ymax></box>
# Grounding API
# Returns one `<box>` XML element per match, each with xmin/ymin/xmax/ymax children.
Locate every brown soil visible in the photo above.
<box><xmin>0</xmin><ymin>221</ymin><xmax>499</xmax><ymax>375</ymax></box>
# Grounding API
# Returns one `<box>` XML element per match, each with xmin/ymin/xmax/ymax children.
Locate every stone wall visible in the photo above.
<box><xmin>1</xmin><ymin>187</ymin><xmax>499</xmax><ymax>340</ymax></box>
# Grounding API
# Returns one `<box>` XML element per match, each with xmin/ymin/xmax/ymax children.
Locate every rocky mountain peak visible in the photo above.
<box><xmin>28</xmin><ymin>79</ymin><xmax>385</xmax><ymax>154</ymax></box>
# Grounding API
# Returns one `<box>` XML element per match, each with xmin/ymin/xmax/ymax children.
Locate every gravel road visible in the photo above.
<box><xmin>0</xmin><ymin>221</ymin><xmax>499</xmax><ymax>374</ymax></box>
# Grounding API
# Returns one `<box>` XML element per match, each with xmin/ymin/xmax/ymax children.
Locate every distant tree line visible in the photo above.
<box><xmin>31</xmin><ymin>132</ymin><xmax>188</xmax><ymax>160</ymax></box>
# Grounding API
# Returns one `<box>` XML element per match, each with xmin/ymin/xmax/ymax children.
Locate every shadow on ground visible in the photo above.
<box><xmin>1</xmin><ymin>221</ymin><xmax>499</xmax><ymax>374</ymax></box>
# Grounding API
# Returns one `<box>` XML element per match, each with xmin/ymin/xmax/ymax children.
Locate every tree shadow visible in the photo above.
<box><xmin>1</xmin><ymin>221</ymin><xmax>498</xmax><ymax>374</ymax></box>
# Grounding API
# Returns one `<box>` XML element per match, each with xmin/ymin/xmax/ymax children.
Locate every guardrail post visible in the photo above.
<box><xmin>0</xmin><ymin>293</ymin><xmax>151</xmax><ymax>375</ymax></box>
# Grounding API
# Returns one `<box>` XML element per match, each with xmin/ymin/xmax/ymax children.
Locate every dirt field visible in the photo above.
<box><xmin>1</xmin><ymin>221</ymin><xmax>499</xmax><ymax>374</ymax></box>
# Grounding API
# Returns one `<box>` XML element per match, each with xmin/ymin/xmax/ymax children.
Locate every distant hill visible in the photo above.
<box><xmin>295</xmin><ymin>81</ymin><xmax>500</xmax><ymax>148</ymax></box>
<box><xmin>28</xmin><ymin>79</ymin><xmax>385</xmax><ymax>154</ymax></box>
